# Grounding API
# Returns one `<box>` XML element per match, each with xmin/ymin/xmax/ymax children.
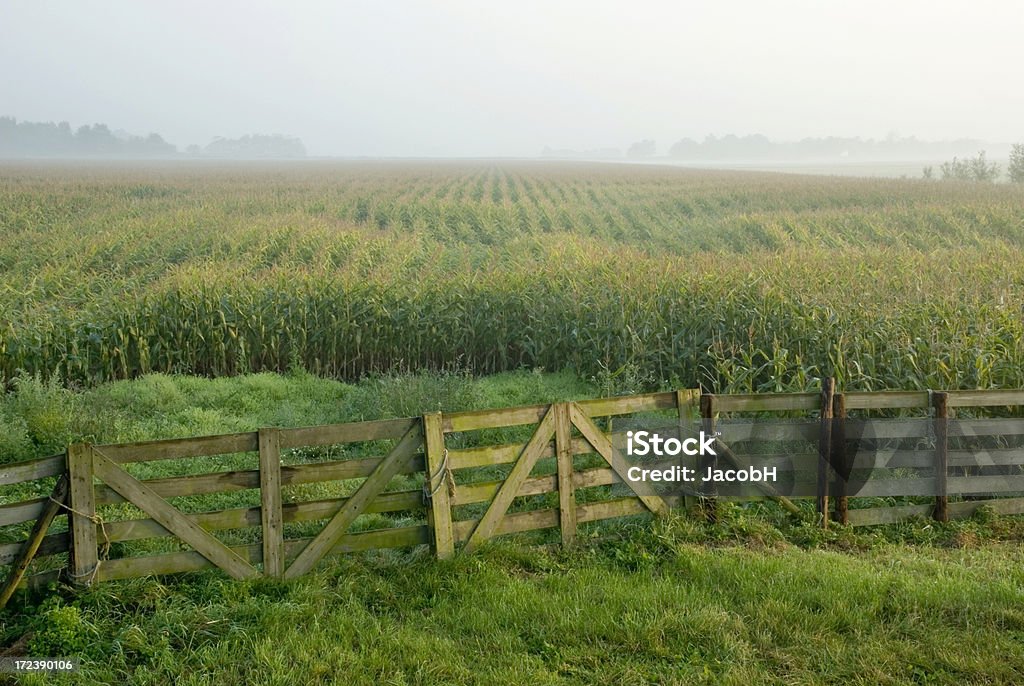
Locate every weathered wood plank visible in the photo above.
<box><xmin>555</xmin><ymin>404</ymin><xmax>577</xmax><ymax>546</ymax></box>
<box><xmin>844</xmin><ymin>392</ymin><xmax>930</xmax><ymax>410</ymax></box>
<box><xmin>703</xmin><ymin>451</ymin><xmax>818</xmax><ymax>471</ymax></box>
<box><xmin>853</xmin><ymin>475</ymin><xmax>1024</xmax><ymax>498</ymax></box>
<box><xmin>948</xmin><ymin>419</ymin><xmax>1024</xmax><ymax>436</ymax></box>
<box><xmin>440</xmin><ymin>391</ymin><xmax>698</xmax><ymax>434</ymax></box>
<box><xmin>817</xmin><ymin>378</ymin><xmax>835</xmax><ymax>529</ymax></box>
<box><xmin>0</xmin><ymin>454</ymin><xmax>66</xmax><ymax>486</ymax></box>
<box><xmin>463</xmin><ymin>408</ymin><xmax>557</xmax><ymax>553</ymax></box>
<box><xmin>443</xmin><ymin>404</ymin><xmax>549</xmax><ymax>433</ymax></box>
<box><xmin>92</xmin><ymin>451</ymin><xmax>258</xmax><ymax>580</ymax></box>
<box><xmin>832</xmin><ymin>394</ymin><xmax>849</xmax><ymax>525</ymax></box>
<box><xmin>258</xmin><ymin>428</ymin><xmax>284</xmax><ymax>578</ymax></box>
<box><xmin>447</xmin><ymin>437</ymin><xmax>591</xmax><ymax>470</ymax></box>
<box><xmin>68</xmin><ymin>444</ymin><xmax>98</xmax><ymax>587</ymax></box>
<box><xmin>284</xmin><ymin>423</ymin><xmax>424</xmax><ymax>579</ymax></box>
<box><xmin>576</xmin><ymin>392</ymin><xmax>679</xmax><ymax>418</ymax></box>
<box><xmin>0</xmin><ymin>498</ymin><xmax>49</xmax><ymax>527</ymax></box>
<box><xmin>0</xmin><ymin>476</ymin><xmax>68</xmax><ymax>609</ymax></box>
<box><xmin>699</xmin><ymin>394</ymin><xmax>718</xmax><ymax>522</ymax></box>
<box><xmin>947</xmin><ymin>390</ymin><xmax>1024</xmax><ymax>407</ymax></box>
<box><xmin>279</xmin><ymin>418</ymin><xmax>417</xmax><ymax>449</ymax></box>
<box><xmin>449</xmin><ymin>442</ymin><xmax>552</xmax><ymax>470</ymax></box>
<box><xmin>96</xmin><ymin>433</ymin><xmax>258</xmax><ymax>464</ymax></box>
<box><xmin>720</xmin><ymin>421</ymin><xmax>818</xmax><ymax>442</ymax></box>
<box><xmin>836</xmin><ymin>449</ymin><xmax>1024</xmax><ymax>470</ymax></box>
<box><xmin>0</xmin><ymin>532</ymin><xmax>68</xmax><ymax>566</ymax></box>
<box><xmin>933</xmin><ymin>392</ymin><xmax>949</xmax><ymax>522</ymax></box>
<box><xmin>453</xmin><ymin>467</ymin><xmax>620</xmax><ymax>508</ymax></box>
<box><xmin>96</xmin><ymin>525</ymin><xmax>429</xmax><ymax>581</ymax></box>
<box><xmin>423</xmin><ymin>412</ymin><xmax>454</xmax><ymax>559</ymax></box>
<box><xmin>284</xmin><ymin>456</ymin><xmax>425</xmax><ymax>484</ymax></box>
<box><xmin>950</xmin><ymin>475</ymin><xmax>1024</xmax><ymax>495</ymax></box>
<box><xmin>947</xmin><ymin>497</ymin><xmax>1024</xmax><ymax>517</ymax></box>
<box><xmin>92</xmin><ymin>454</ymin><xmax>426</xmax><ymax>506</ymax></box>
<box><xmin>856</xmin><ymin>422</ymin><xmax>931</xmax><ymax>440</ymax></box>
<box><xmin>854</xmin><ymin>478</ymin><xmax>937</xmax><ymax>498</ymax></box>
<box><xmin>453</xmin><ymin>508</ymin><xmax>560</xmax><ymax>542</ymax></box>
<box><xmin>677</xmin><ymin>390</ymin><xmax>698</xmax><ymax>511</ymax></box>
<box><xmin>574</xmin><ymin>467</ymin><xmax>620</xmax><ymax>489</ymax></box>
<box><xmin>94</xmin><ymin>470</ymin><xmax>259</xmax><ymax>505</ymax></box>
<box><xmin>713</xmin><ymin>393</ymin><xmax>820</xmax><ymax>412</ymax></box>
<box><xmin>101</xmin><ymin>490</ymin><xmax>424</xmax><ymax>544</ymax></box>
<box><xmin>946</xmin><ymin>449</ymin><xmax>1024</xmax><ymax>468</ymax></box>
<box><xmin>569</xmin><ymin>403</ymin><xmax>669</xmax><ymax>517</ymax></box>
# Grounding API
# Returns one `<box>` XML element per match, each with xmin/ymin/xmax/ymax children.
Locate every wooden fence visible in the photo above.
<box><xmin>3</xmin><ymin>382</ymin><xmax>1024</xmax><ymax>605</ymax></box>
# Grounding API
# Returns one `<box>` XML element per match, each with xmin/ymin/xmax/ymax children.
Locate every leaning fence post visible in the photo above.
<box><xmin>832</xmin><ymin>393</ymin><xmax>849</xmax><ymax>525</ymax></box>
<box><xmin>554</xmin><ymin>403</ymin><xmax>577</xmax><ymax>546</ymax></box>
<box><xmin>423</xmin><ymin>412</ymin><xmax>455</xmax><ymax>559</ymax></box>
<box><xmin>0</xmin><ymin>475</ymin><xmax>69</xmax><ymax>609</ymax></box>
<box><xmin>258</xmin><ymin>428</ymin><xmax>285</xmax><ymax>578</ymax></box>
<box><xmin>817</xmin><ymin>378</ymin><xmax>835</xmax><ymax>529</ymax></box>
<box><xmin>67</xmin><ymin>443</ymin><xmax>98</xmax><ymax>587</ymax></box>
<box><xmin>699</xmin><ymin>393</ymin><xmax>718</xmax><ymax>523</ymax></box>
<box><xmin>932</xmin><ymin>392</ymin><xmax>949</xmax><ymax>522</ymax></box>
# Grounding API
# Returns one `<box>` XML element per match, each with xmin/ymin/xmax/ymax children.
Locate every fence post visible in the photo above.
<box><xmin>676</xmin><ymin>390</ymin><xmax>699</xmax><ymax>512</ymax></box>
<box><xmin>554</xmin><ymin>403</ymin><xmax>577</xmax><ymax>546</ymax></box>
<box><xmin>67</xmin><ymin>443</ymin><xmax>98</xmax><ymax>587</ymax></box>
<box><xmin>258</xmin><ymin>428</ymin><xmax>284</xmax><ymax>578</ymax></box>
<box><xmin>699</xmin><ymin>393</ymin><xmax>718</xmax><ymax>523</ymax></box>
<box><xmin>0</xmin><ymin>475</ymin><xmax>69</xmax><ymax>609</ymax></box>
<box><xmin>932</xmin><ymin>392</ymin><xmax>949</xmax><ymax>522</ymax></box>
<box><xmin>832</xmin><ymin>393</ymin><xmax>848</xmax><ymax>525</ymax></box>
<box><xmin>817</xmin><ymin>377</ymin><xmax>835</xmax><ymax>529</ymax></box>
<box><xmin>423</xmin><ymin>412</ymin><xmax>454</xmax><ymax>559</ymax></box>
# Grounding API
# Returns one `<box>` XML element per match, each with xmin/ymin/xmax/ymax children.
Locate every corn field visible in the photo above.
<box><xmin>2</xmin><ymin>161</ymin><xmax>1024</xmax><ymax>393</ymax></box>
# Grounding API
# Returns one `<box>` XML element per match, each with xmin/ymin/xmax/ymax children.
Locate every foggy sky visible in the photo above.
<box><xmin>1</xmin><ymin>1</ymin><xmax>1022</xmax><ymax>157</ymax></box>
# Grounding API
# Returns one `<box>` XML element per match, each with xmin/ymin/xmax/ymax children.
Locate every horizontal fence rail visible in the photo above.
<box><xmin>3</xmin><ymin>382</ymin><xmax>1024</xmax><ymax>603</ymax></box>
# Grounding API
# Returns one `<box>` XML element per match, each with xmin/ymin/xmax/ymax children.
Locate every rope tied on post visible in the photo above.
<box><xmin>48</xmin><ymin>493</ymin><xmax>110</xmax><ymax>587</ymax></box>
<box><xmin>423</xmin><ymin>448</ymin><xmax>456</xmax><ymax>502</ymax></box>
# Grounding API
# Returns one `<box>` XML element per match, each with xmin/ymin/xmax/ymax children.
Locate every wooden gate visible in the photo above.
<box><xmin>69</xmin><ymin>444</ymin><xmax>261</xmax><ymax>582</ymax></box>
<box><xmin>282</xmin><ymin>423</ymin><xmax>423</xmax><ymax>579</ymax></box>
<box><xmin>443</xmin><ymin>399</ymin><xmax>683</xmax><ymax>556</ymax></box>
<box><xmin>59</xmin><ymin>418</ymin><xmax>430</xmax><ymax>587</ymax></box>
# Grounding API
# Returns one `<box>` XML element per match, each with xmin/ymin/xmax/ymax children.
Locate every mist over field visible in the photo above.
<box><xmin>5</xmin><ymin>5</ymin><xmax>1024</xmax><ymax>686</ymax></box>
<box><xmin>1</xmin><ymin>1</ymin><xmax>1022</xmax><ymax>159</ymax></box>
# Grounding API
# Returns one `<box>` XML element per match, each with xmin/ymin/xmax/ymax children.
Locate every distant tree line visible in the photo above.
<box><xmin>545</xmin><ymin>134</ymin><xmax>996</xmax><ymax>163</ymax></box>
<box><xmin>0</xmin><ymin>117</ymin><xmax>176</xmax><ymax>157</ymax></box>
<box><xmin>922</xmin><ymin>145</ymin><xmax>1024</xmax><ymax>183</ymax></box>
<box><xmin>667</xmin><ymin>133</ymin><xmax>989</xmax><ymax>161</ymax></box>
<box><xmin>195</xmin><ymin>134</ymin><xmax>306</xmax><ymax>159</ymax></box>
<box><xmin>1011</xmin><ymin>144</ymin><xmax>1024</xmax><ymax>183</ymax></box>
<box><xmin>0</xmin><ymin>117</ymin><xmax>306</xmax><ymax>159</ymax></box>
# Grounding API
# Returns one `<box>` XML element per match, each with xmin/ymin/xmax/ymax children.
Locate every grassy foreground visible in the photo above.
<box><xmin>3</xmin><ymin>371</ymin><xmax>1024</xmax><ymax>684</ymax></box>
<box><xmin>2</xmin><ymin>511</ymin><xmax>1024</xmax><ymax>685</ymax></box>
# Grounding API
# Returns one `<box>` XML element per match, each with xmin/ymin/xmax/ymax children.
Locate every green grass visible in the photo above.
<box><xmin>4</xmin><ymin>510</ymin><xmax>1024</xmax><ymax>685</ymax></box>
<box><xmin>0</xmin><ymin>368</ymin><xmax>596</xmax><ymax>466</ymax></box>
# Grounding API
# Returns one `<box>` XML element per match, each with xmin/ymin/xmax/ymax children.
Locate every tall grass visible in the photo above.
<box><xmin>2</xmin><ymin>162</ymin><xmax>1024</xmax><ymax>392</ymax></box>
